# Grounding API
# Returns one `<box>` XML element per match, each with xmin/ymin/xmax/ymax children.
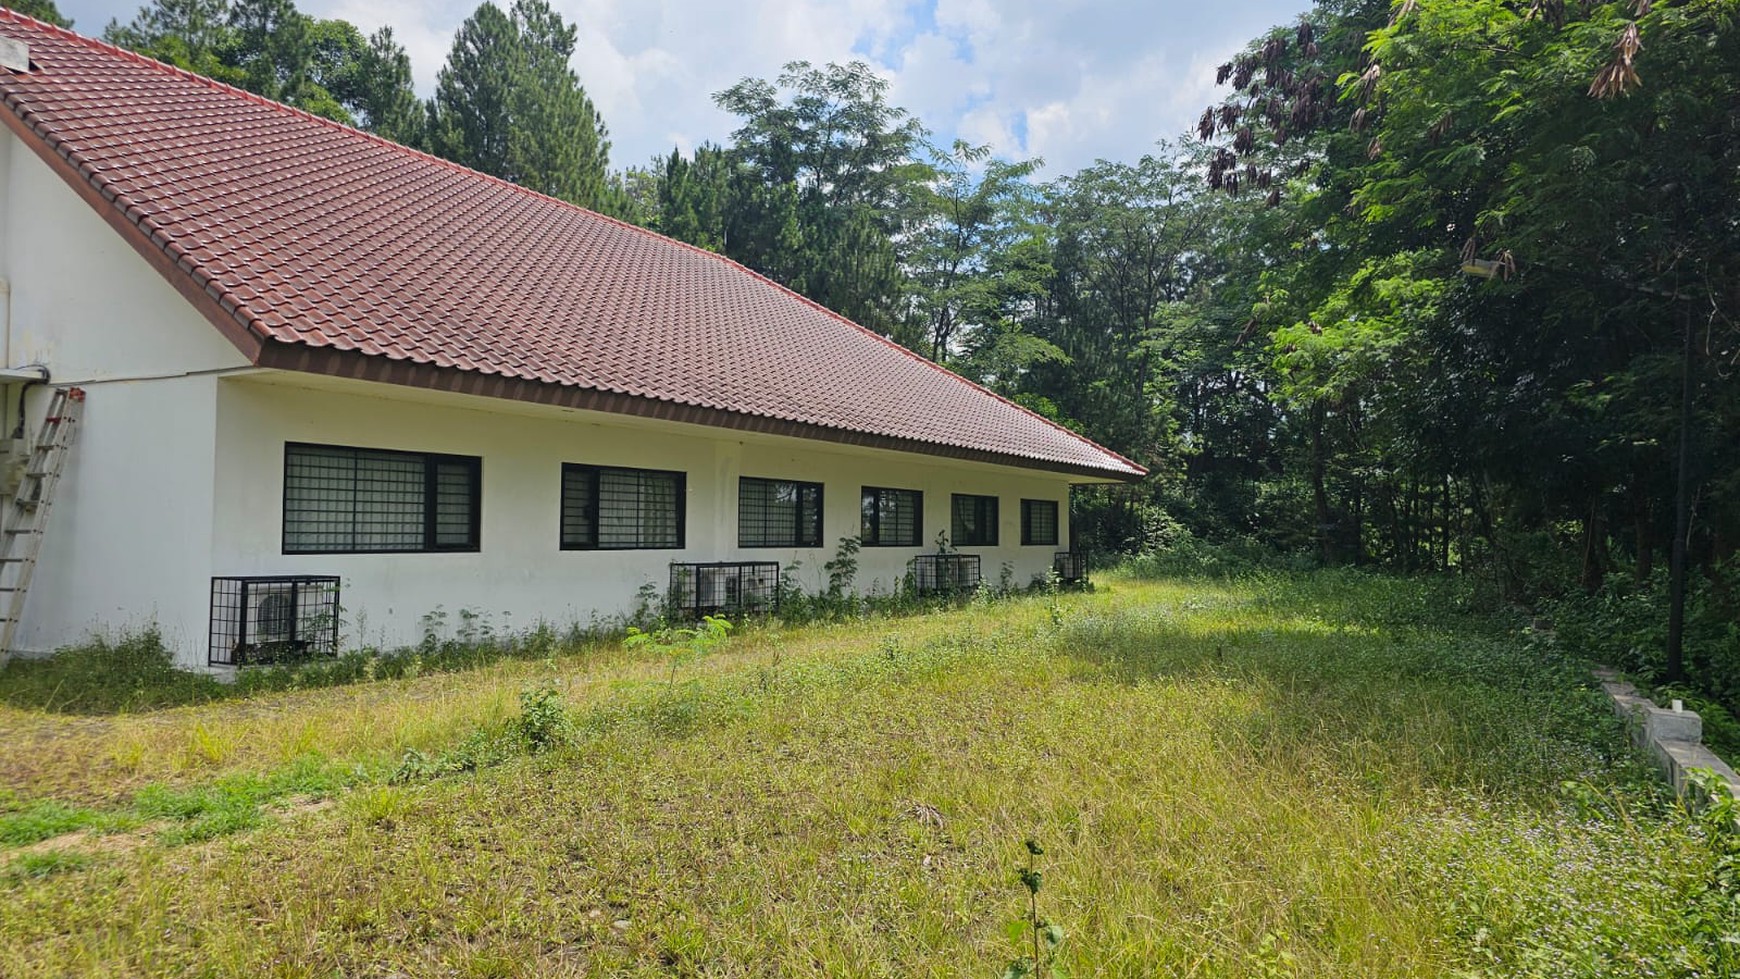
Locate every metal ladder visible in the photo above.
<box><xmin>0</xmin><ymin>386</ymin><xmax>84</xmax><ymax>666</ymax></box>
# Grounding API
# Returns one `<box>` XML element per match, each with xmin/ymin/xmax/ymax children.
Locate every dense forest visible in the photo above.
<box><xmin>21</xmin><ymin>0</ymin><xmax>1740</xmax><ymax>702</ymax></box>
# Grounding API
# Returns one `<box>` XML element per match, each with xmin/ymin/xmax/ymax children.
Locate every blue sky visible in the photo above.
<box><xmin>56</xmin><ymin>0</ymin><xmax>1313</xmax><ymax>176</ymax></box>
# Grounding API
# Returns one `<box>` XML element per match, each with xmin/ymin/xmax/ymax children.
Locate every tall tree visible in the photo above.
<box><xmin>712</xmin><ymin>61</ymin><xmax>930</xmax><ymax>341</ymax></box>
<box><xmin>348</xmin><ymin>27</ymin><xmax>422</xmax><ymax>147</ymax></box>
<box><xmin>906</xmin><ymin>140</ymin><xmax>1044</xmax><ymax>363</ymax></box>
<box><xmin>11</xmin><ymin>0</ymin><xmax>71</xmax><ymax>28</ymax></box>
<box><xmin>430</xmin><ymin>0</ymin><xmax>611</xmax><ymax>208</ymax></box>
<box><xmin>106</xmin><ymin>0</ymin><xmax>236</xmax><ymax>81</ymax></box>
<box><xmin>105</xmin><ymin>0</ymin><xmax>417</xmax><ymax>138</ymax></box>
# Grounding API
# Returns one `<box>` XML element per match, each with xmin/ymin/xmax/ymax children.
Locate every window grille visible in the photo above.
<box><xmin>951</xmin><ymin>494</ymin><xmax>999</xmax><ymax>546</ymax></box>
<box><xmin>669</xmin><ymin>562</ymin><xmax>780</xmax><ymax>617</ymax></box>
<box><xmin>283</xmin><ymin>443</ymin><xmax>479</xmax><ymax>554</ymax></box>
<box><xmin>861</xmin><ymin>486</ymin><xmax>921</xmax><ymax>547</ymax></box>
<box><xmin>739</xmin><ymin>477</ymin><xmax>823</xmax><ymax>548</ymax></box>
<box><xmin>209</xmin><ymin>575</ymin><xmax>340</xmax><ymax>666</ymax></box>
<box><xmin>1021</xmin><ymin>499</ymin><xmax>1059</xmax><ymax>546</ymax></box>
<box><xmin>910</xmin><ymin>553</ymin><xmax>981</xmax><ymax>594</ymax></box>
<box><xmin>562</xmin><ymin>464</ymin><xmax>686</xmax><ymax>550</ymax></box>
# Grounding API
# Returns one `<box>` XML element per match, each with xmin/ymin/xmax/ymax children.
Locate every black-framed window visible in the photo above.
<box><xmin>739</xmin><ymin>477</ymin><xmax>823</xmax><ymax>548</ymax></box>
<box><xmin>951</xmin><ymin>494</ymin><xmax>999</xmax><ymax>546</ymax></box>
<box><xmin>1021</xmin><ymin>499</ymin><xmax>1059</xmax><ymax>546</ymax></box>
<box><xmin>861</xmin><ymin>486</ymin><xmax>922</xmax><ymax>547</ymax></box>
<box><xmin>283</xmin><ymin>443</ymin><xmax>480</xmax><ymax>554</ymax></box>
<box><xmin>561</xmin><ymin>464</ymin><xmax>685</xmax><ymax>550</ymax></box>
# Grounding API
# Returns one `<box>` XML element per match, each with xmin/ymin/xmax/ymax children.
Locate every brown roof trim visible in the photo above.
<box><xmin>0</xmin><ymin>87</ymin><xmax>266</xmax><ymax>361</ymax></box>
<box><xmin>254</xmin><ymin>340</ymin><xmax>1145</xmax><ymax>482</ymax></box>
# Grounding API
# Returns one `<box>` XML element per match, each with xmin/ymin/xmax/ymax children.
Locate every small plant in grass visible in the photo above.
<box><xmin>514</xmin><ymin>686</ymin><xmax>574</xmax><ymax>752</ymax></box>
<box><xmin>825</xmin><ymin>536</ymin><xmax>861</xmax><ymax>597</ymax></box>
<box><xmin>625</xmin><ymin>615</ymin><xmax>733</xmax><ymax>693</ymax></box>
<box><xmin>1002</xmin><ymin>838</ymin><xmax>1064</xmax><ymax>979</ymax></box>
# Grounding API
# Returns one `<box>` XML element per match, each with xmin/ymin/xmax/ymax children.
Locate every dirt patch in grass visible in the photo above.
<box><xmin>6</xmin><ymin>823</ymin><xmax>162</xmax><ymax>864</ymax></box>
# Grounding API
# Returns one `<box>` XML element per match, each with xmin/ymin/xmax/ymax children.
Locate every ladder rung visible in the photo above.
<box><xmin>0</xmin><ymin>387</ymin><xmax>83</xmax><ymax>667</ymax></box>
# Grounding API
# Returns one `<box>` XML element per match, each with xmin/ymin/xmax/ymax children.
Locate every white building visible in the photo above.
<box><xmin>0</xmin><ymin>14</ymin><xmax>1143</xmax><ymax>668</ymax></box>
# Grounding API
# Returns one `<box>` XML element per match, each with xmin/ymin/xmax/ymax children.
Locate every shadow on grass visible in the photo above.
<box><xmin>1059</xmin><ymin>571</ymin><xmax>1632</xmax><ymax>799</ymax></box>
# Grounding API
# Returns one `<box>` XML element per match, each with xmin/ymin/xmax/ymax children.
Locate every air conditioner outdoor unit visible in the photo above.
<box><xmin>743</xmin><ymin>564</ymin><xmax>777</xmax><ymax>600</ymax></box>
<box><xmin>241</xmin><ymin>582</ymin><xmax>300</xmax><ymax>660</ymax></box>
<box><xmin>210</xmin><ymin>575</ymin><xmax>339</xmax><ymax>667</ymax></box>
<box><xmin>696</xmin><ymin>566</ymin><xmax>739</xmax><ymax>610</ymax></box>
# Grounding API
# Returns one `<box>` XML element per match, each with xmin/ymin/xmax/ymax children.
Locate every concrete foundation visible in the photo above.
<box><xmin>1597</xmin><ymin>669</ymin><xmax>1740</xmax><ymax>798</ymax></box>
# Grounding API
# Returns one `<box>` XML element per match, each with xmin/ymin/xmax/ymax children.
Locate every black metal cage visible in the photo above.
<box><xmin>910</xmin><ymin>553</ymin><xmax>982</xmax><ymax>595</ymax></box>
<box><xmin>209</xmin><ymin>576</ymin><xmax>340</xmax><ymax>667</ymax></box>
<box><xmin>668</xmin><ymin>562</ymin><xmax>780</xmax><ymax>617</ymax></box>
<box><xmin>1054</xmin><ymin>551</ymin><xmax>1089</xmax><ymax>586</ymax></box>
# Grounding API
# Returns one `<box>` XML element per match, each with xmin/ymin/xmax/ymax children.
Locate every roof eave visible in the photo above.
<box><xmin>254</xmin><ymin>340</ymin><xmax>1148</xmax><ymax>483</ymax></box>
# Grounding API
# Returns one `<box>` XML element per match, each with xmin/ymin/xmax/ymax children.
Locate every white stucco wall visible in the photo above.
<box><xmin>16</xmin><ymin>376</ymin><xmax>221</xmax><ymax>657</ymax></box>
<box><xmin>211</xmin><ymin>374</ymin><xmax>1076</xmax><ymax>657</ymax></box>
<box><xmin>0</xmin><ymin>129</ymin><xmax>251</xmax><ymax>384</ymax></box>
<box><xmin>0</xmin><ymin>128</ymin><xmax>248</xmax><ymax>660</ymax></box>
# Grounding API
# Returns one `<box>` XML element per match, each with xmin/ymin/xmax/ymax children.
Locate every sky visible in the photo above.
<box><xmin>54</xmin><ymin>0</ymin><xmax>1313</xmax><ymax>178</ymax></box>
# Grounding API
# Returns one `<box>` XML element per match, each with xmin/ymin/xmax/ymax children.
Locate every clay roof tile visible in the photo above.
<box><xmin>0</xmin><ymin>12</ymin><xmax>1144</xmax><ymax>481</ymax></box>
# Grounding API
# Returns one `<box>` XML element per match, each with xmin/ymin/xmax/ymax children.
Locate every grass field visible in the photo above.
<box><xmin>0</xmin><ymin>570</ymin><xmax>1728</xmax><ymax>977</ymax></box>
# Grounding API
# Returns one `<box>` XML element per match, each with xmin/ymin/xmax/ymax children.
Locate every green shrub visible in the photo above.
<box><xmin>0</xmin><ymin>628</ymin><xmax>224</xmax><ymax>713</ymax></box>
<box><xmin>513</xmin><ymin>686</ymin><xmax>573</xmax><ymax>752</ymax></box>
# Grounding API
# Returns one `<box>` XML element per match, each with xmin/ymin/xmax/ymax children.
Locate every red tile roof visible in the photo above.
<box><xmin>0</xmin><ymin>12</ymin><xmax>1144</xmax><ymax>481</ymax></box>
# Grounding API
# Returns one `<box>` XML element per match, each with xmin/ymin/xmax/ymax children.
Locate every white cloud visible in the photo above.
<box><xmin>65</xmin><ymin>0</ymin><xmax>1311</xmax><ymax>176</ymax></box>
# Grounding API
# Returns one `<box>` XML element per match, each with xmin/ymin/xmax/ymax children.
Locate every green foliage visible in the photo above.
<box><xmin>1002</xmin><ymin>838</ymin><xmax>1064</xmax><ymax>979</ymax></box>
<box><xmin>1546</xmin><ymin>563</ymin><xmax>1740</xmax><ymax>756</ymax></box>
<box><xmin>0</xmin><ymin>628</ymin><xmax>225</xmax><ymax>713</ymax></box>
<box><xmin>824</xmin><ymin>535</ymin><xmax>861</xmax><ymax>598</ymax></box>
<box><xmin>104</xmin><ymin>0</ymin><xmax>418</xmax><ymax>135</ymax></box>
<box><xmin>430</xmin><ymin>0</ymin><xmax>611</xmax><ymax>207</ymax></box>
<box><xmin>513</xmin><ymin>686</ymin><xmax>573</xmax><ymax>752</ymax></box>
<box><xmin>625</xmin><ymin>615</ymin><xmax>733</xmax><ymax>693</ymax></box>
<box><xmin>0</xmin><ymin>799</ymin><xmax>130</xmax><ymax>847</ymax></box>
<box><xmin>10</xmin><ymin>0</ymin><xmax>71</xmax><ymax>28</ymax></box>
<box><xmin>6</xmin><ymin>852</ymin><xmax>91</xmax><ymax>880</ymax></box>
<box><xmin>1685</xmin><ymin>769</ymin><xmax>1740</xmax><ymax>970</ymax></box>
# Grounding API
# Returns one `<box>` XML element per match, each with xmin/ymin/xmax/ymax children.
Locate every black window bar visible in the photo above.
<box><xmin>668</xmin><ymin>562</ymin><xmax>781</xmax><ymax>618</ymax></box>
<box><xmin>210</xmin><ymin>575</ymin><xmax>341</xmax><ymax>667</ymax></box>
<box><xmin>1053</xmin><ymin>551</ymin><xmax>1089</xmax><ymax>586</ymax></box>
<box><xmin>909</xmin><ymin>554</ymin><xmax>981</xmax><ymax>595</ymax></box>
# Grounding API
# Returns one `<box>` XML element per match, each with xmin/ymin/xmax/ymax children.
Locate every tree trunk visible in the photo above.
<box><xmin>1579</xmin><ymin>494</ymin><xmax>1606</xmax><ymax>595</ymax></box>
<box><xmin>1310</xmin><ymin>401</ymin><xmax>1335</xmax><ymax>565</ymax></box>
<box><xmin>1633</xmin><ymin>478</ymin><xmax>1654</xmax><ymax>582</ymax></box>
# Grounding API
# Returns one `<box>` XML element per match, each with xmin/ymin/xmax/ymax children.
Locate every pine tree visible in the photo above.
<box><xmin>430</xmin><ymin>0</ymin><xmax>610</xmax><ymax>209</ymax></box>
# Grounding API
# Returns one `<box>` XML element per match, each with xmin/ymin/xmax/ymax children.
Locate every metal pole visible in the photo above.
<box><xmin>1665</xmin><ymin>307</ymin><xmax>1694</xmax><ymax>683</ymax></box>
